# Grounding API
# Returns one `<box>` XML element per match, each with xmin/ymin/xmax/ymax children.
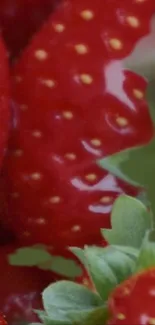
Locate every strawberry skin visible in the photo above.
<box><xmin>0</xmin><ymin>0</ymin><xmax>61</xmax><ymax>61</ymax></box>
<box><xmin>108</xmin><ymin>268</ymin><xmax>155</xmax><ymax>325</ymax></box>
<box><xmin>0</xmin><ymin>315</ymin><xmax>7</xmax><ymax>325</ymax></box>
<box><xmin>3</xmin><ymin>0</ymin><xmax>155</xmax><ymax>247</ymax></box>
<box><xmin>0</xmin><ymin>38</ymin><xmax>10</xmax><ymax>168</ymax></box>
<box><xmin>0</xmin><ymin>244</ymin><xmax>55</xmax><ymax>324</ymax></box>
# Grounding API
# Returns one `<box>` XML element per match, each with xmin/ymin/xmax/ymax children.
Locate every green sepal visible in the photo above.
<box><xmin>42</xmin><ymin>281</ymin><xmax>105</xmax><ymax>325</ymax></box>
<box><xmin>83</xmin><ymin>245</ymin><xmax>137</xmax><ymax>301</ymax></box>
<box><xmin>136</xmin><ymin>229</ymin><xmax>155</xmax><ymax>271</ymax></box>
<box><xmin>70</xmin><ymin>247</ymin><xmax>86</xmax><ymax>266</ymax></box>
<box><xmin>43</xmin><ymin>319</ymin><xmax>71</xmax><ymax>325</ymax></box>
<box><xmin>44</xmin><ymin>256</ymin><xmax>82</xmax><ymax>278</ymax></box>
<box><xmin>28</xmin><ymin>323</ymin><xmax>42</xmax><ymax>325</ymax></box>
<box><xmin>68</xmin><ymin>305</ymin><xmax>109</xmax><ymax>325</ymax></box>
<box><xmin>98</xmin><ymin>139</ymin><xmax>155</xmax><ymax>220</ymax></box>
<box><xmin>123</xmin><ymin>43</ymin><xmax>155</xmax><ymax>81</ymax></box>
<box><xmin>146</xmin><ymin>80</ymin><xmax>155</xmax><ymax>125</ymax></box>
<box><xmin>8</xmin><ymin>246</ymin><xmax>82</xmax><ymax>278</ymax></box>
<box><xmin>101</xmin><ymin>195</ymin><xmax>152</xmax><ymax>248</ymax></box>
<box><xmin>8</xmin><ymin>247</ymin><xmax>52</xmax><ymax>267</ymax></box>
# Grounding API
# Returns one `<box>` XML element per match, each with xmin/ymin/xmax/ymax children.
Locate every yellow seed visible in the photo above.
<box><xmin>23</xmin><ymin>231</ymin><xmax>30</xmax><ymax>237</ymax></box>
<box><xmin>32</xmin><ymin>130</ymin><xmax>42</xmax><ymax>138</ymax></box>
<box><xmin>11</xmin><ymin>192</ymin><xmax>19</xmax><ymax>198</ymax></box>
<box><xmin>65</xmin><ymin>153</ymin><xmax>77</xmax><ymax>160</ymax></box>
<box><xmin>37</xmin><ymin>218</ymin><xmax>46</xmax><ymax>225</ymax></box>
<box><xmin>49</xmin><ymin>196</ymin><xmax>61</xmax><ymax>204</ymax></box>
<box><xmin>85</xmin><ymin>173</ymin><xmax>97</xmax><ymax>182</ymax></box>
<box><xmin>100</xmin><ymin>196</ymin><xmax>112</xmax><ymax>204</ymax></box>
<box><xmin>83</xmin><ymin>278</ymin><xmax>89</xmax><ymax>286</ymax></box>
<box><xmin>90</xmin><ymin>138</ymin><xmax>102</xmax><ymax>147</ymax></box>
<box><xmin>80</xmin><ymin>10</ymin><xmax>94</xmax><ymax>20</ymax></box>
<box><xmin>109</xmin><ymin>38</ymin><xmax>123</xmax><ymax>50</ymax></box>
<box><xmin>62</xmin><ymin>111</ymin><xmax>73</xmax><ymax>119</ymax></box>
<box><xmin>75</xmin><ymin>44</ymin><xmax>88</xmax><ymax>54</ymax></box>
<box><xmin>123</xmin><ymin>287</ymin><xmax>130</xmax><ymax>295</ymax></box>
<box><xmin>72</xmin><ymin>225</ymin><xmax>81</xmax><ymax>232</ymax></box>
<box><xmin>133</xmin><ymin>88</ymin><xmax>144</xmax><ymax>99</ymax></box>
<box><xmin>53</xmin><ymin>23</ymin><xmax>65</xmax><ymax>32</ymax></box>
<box><xmin>13</xmin><ymin>149</ymin><xmax>23</xmax><ymax>157</ymax></box>
<box><xmin>15</xmin><ymin>75</ymin><xmax>22</xmax><ymax>82</ymax></box>
<box><xmin>20</xmin><ymin>104</ymin><xmax>28</xmax><ymax>111</ymax></box>
<box><xmin>126</xmin><ymin>16</ymin><xmax>140</xmax><ymax>28</ymax></box>
<box><xmin>35</xmin><ymin>49</ymin><xmax>48</xmax><ymax>60</ymax></box>
<box><xmin>80</xmin><ymin>74</ymin><xmax>93</xmax><ymax>84</ymax></box>
<box><xmin>41</xmin><ymin>79</ymin><xmax>56</xmax><ymax>88</ymax></box>
<box><xmin>117</xmin><ymin>314</ymin><xmax>126</xmax><ymax>320</ymax></box>
<box><xmin>31</xmin><ymin>173</ymin><xmax>41</xmax><ymax>180</ymax></box>
<box><xmin>116</xmin><ymin>116</ymin><xmax>128</xmax><ymax>127</ymax></box>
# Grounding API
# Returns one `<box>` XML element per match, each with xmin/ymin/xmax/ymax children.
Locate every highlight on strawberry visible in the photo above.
<box><xmin>2</xmin><ymin>0</ymin><xmax>155</xmax><ymax>251</ymax></box>
<box><xmin>29</xmin><ymin>195</ymin><xmax>155</xmax><ymax>325</ymax></box>
<box><xmin>0</xmin><ymin>314</ymin><xmax>7</xmax><ymax>325</ymax></box>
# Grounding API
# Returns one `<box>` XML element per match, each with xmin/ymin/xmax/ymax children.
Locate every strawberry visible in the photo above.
<box><xmin>0</xmin><ymin>38</ymin><xmax>10</xmax><ymax>168</ymax></box>
<box><xmin>0</xmin><ymin>0</ymin><xmax>61</xmax><ymax>61</ymax></box>
<box><xmin>0</xmin><ymin>242</ymin><xmax>90</xmax><ymax>324</ymax></box>
<box><xmin>0</xmin><ymin>244</ymin><xmax>55</xmax><ymax>324</ymax></box>
<box><xmin>108</xmin><ymin>268</ymin><xmax>155</xmax><ymax>325</ymax></box>
<box><xmin>3</xmin><ymin>0</ymin><xmax>155</xmax><ymax>247</ymax></box>
<box><xmin>0</xmin><ymin>314</ymin><xmax>7</xmax><ymax>325</ymax></box>
<box><xmin>28</xmin><ymin>195</ymin><xmax>155</xmax><ymax>325</ymax></box>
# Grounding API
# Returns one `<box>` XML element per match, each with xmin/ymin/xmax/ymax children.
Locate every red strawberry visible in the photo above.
<box><xmin>0</xmin><ymin>39</ymin><xmax>9</xmax><ymax>168</ymax></box>
<box><xmin>0</xmin><ymin>314</ymin><xmax>7</xmax><ymax>325</ymax></box>
<box><xmin>0</xmin><ymin>244</ymin><xmax>55</xmax><ymax>324</ymax></box>
<box><xmin>108</xmin><ymin>268</ymin><xmax>155</xmax><ymax>325</ymax></box>
<box><xmin>0</xmin><ymin>0</ymin><xmax>61</xmax><ymax>61</ymax></box>
<box><xmin>3</xmin><ymin>0</ymin><xmax>155</xmax><ymax>247</ymax></box>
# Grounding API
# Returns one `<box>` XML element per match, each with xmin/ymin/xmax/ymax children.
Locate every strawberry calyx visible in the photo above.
<box><xmin>28</xmin><ymin>195</ymin><xmax>155</xmax><ymax>325</ymax></box>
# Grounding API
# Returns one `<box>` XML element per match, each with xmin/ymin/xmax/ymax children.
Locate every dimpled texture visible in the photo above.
<box><xmin>2</xmin><ymin>0</ymin><xmax>155</xmax><ymax>248</ymax></box>
<box><xmin>108</xmin><ymin>268</ymin><xmax>155</xmax><ymax>325</ymax></box>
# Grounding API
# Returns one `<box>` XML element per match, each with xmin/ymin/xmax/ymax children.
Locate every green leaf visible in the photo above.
<box><xmin>101</xmin><ymin>195</ymin><xmax>152</xmax><ymax>248</ymax></box>
<box><xmin>42</xmin><ymin>281</ymin><xmax>103</xmax><ymax>324</ymax></box>
<box><xmin>8</xmin><ymin>247</ymin><xmax>52</xmax><ymax>267</ymax></box>
<box><xmin>136</xmin><ymin>229</ymin><xmax>155</xmax><ymax>271</ymax></box>
<box><xmin>83</xmin><ymin>245</ymin><xmax>136</xmax><ymax>301</ymax></box>
<box><xmin>43</xmin><ymin>319</ymin><xmax>71</xmax><ymax>325</ymax></box>
<box><xmin>34</xmin><ymin>310</ymin><xmax>47</xmax><ymax>322</ymax></box>
<box><xmin>48</xmin><ymin>256</ymin><xmax>82</xmax><ymax>278</ymax></box>
<box><xmin>70</xmin><ymin>247</ymin><xmax>86</xmax><ymax>266</ymax></box>
<box><xmin>98</xmin><ymin>139</ymin><xmax>155</xmax><ymax>221</ymax></box>
<box><xmin>68</xmin><ymin>305</ymin><xmax>108</xmax><ymax>325</ymax></box>
<box><xmin>113</xmin><ymin>245</ymin><xmax>139</xmax><ymax>258</ymax></box>
<box><xmin>146</xmin><ymin>80</ymin><xmax>155</xmax><ymax>125</ymax></box>
<box><xmin>123</xmin><ymin>18</ymin><xmax>155</xmax><ymax>81</ymax></box>
<box><xmin>8</xmin><ymin>246</ymin><xmax>82</xmax><ymax>279</ymax></box>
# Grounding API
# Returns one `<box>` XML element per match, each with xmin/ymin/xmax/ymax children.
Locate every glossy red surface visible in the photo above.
<box><xmin>108</xmin><ymin>269</ymin><xmax>155</xmax><ymax>325</ymax></box>
<box><xmin>2</xmin><ymin>0</ymin><xmax>155</xmax><ymax>247</ymax></box>
<box><xmin>0</xmin><ymin>314</ymin><xmax>7</xmax><ymax>325</ymax></box>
